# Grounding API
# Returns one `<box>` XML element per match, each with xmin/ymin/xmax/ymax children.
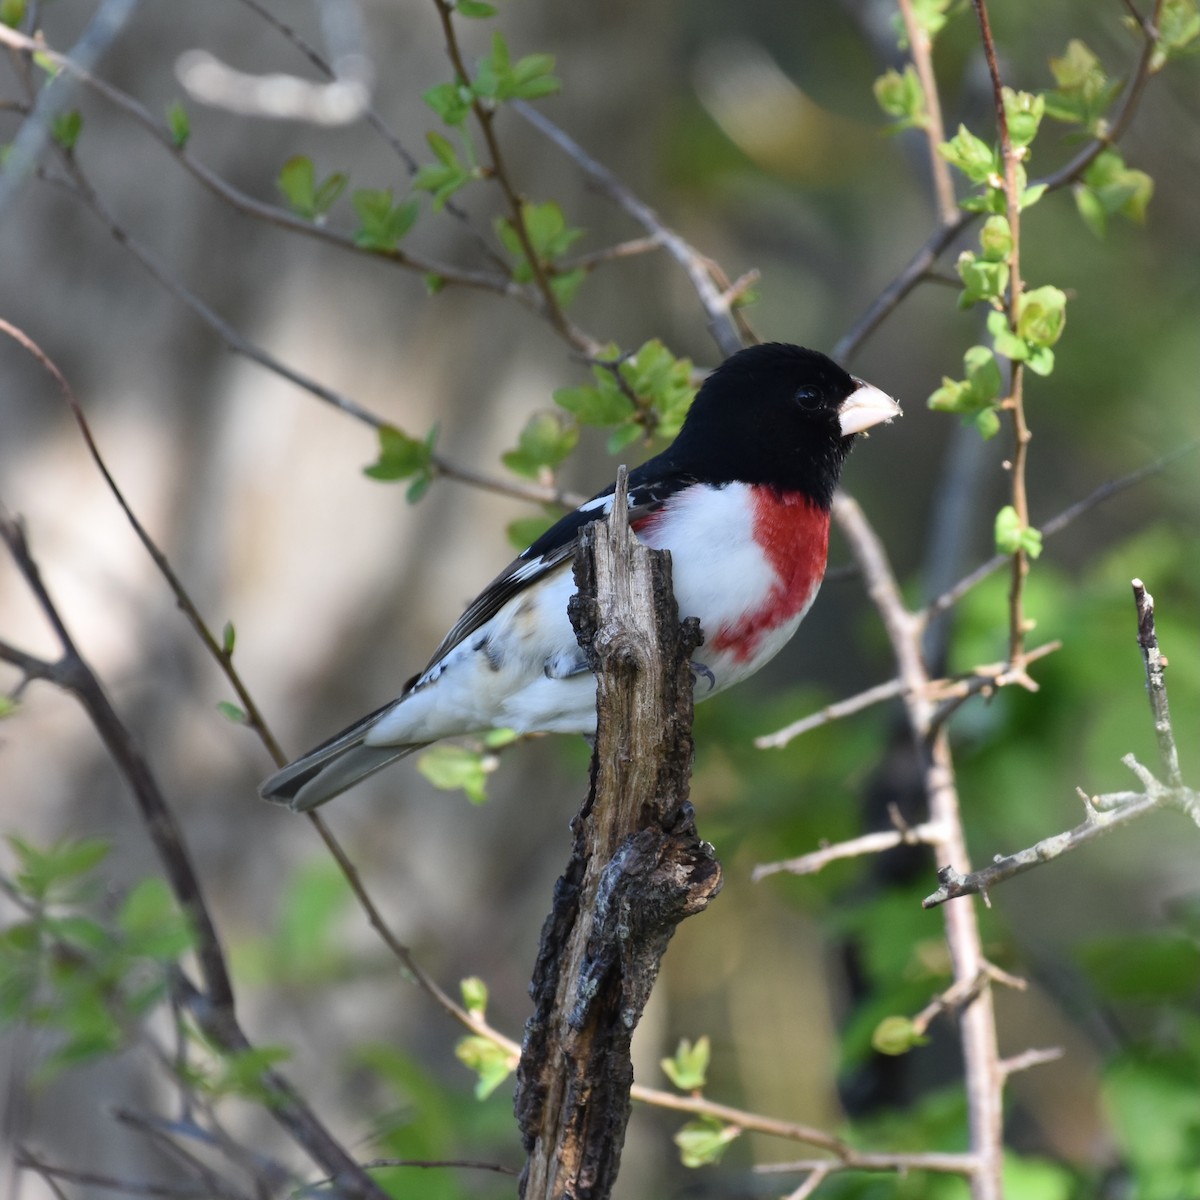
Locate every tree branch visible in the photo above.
<box><xmin>0</xmin><ymin>518</ymin><xmax>390</xmax><ymax>1200</ymax></box>
<box><xmin>514</xmin><ymin>468</ymin><xmax>721</xmax><ymax>1199</ymax></box>
<box><xmin>925</xmin><ymin>580</ymin><xmax>1197</xmax><ymax>908</ymax></box>
<box><xmin>896</xmin><ymin>0</ymin><xmax>958</xmax><ymax>225</ymax></box>
<box><xmin>514</xmin><ymin>101</ymin><xmax>751</xmax><ymax>357</ymax></box>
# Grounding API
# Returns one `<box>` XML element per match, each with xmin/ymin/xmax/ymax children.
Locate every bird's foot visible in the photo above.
<box><xmin>691</xmin><ymin>661</ymin><xmax>717</xmax><ymax>692</ymax></box>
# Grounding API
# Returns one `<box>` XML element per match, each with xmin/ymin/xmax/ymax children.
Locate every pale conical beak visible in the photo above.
<box><xmin>838</xmin><ymin>380</ymin><xmax>902</xmax><ymax>437</ymax></box>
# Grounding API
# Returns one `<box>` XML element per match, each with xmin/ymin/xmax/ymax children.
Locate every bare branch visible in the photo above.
<box><xmin>924</xmin><ymin>441</ymin><xmax>1199</xmax><ymax>623</ymax></box>
<box><xmin>0</xmin><ymin>0</ymin><xmax>137</xmax><ymax>216</ymax></box>
<box><xmin>999</xmin><ymin>1046</ymin><xmax>1064</xmax><ymax>1078</ymax></box>
<box><xmin>754</xmin><ymin>678</ymin><xmax>907</xmax><ymax>749</ymax></box>
<box><xmin>923</xmin><ymin>786</ymin><xmax>1166</xmax><ymax>908</ymax></box>
<box><xmin>514</xmin><ymin>100</ymin><xmax>751</xmax><ymax>357</ymax></box>
<box><xmin>896</xmin><ymin>0</ymin><xmax>957</xmax><ymax>225</ymax></box>
<box><xmin>0</xmin><ymin>520</ymin><xmax>390</xmax><ymax>1200</ymax></box>
<box><xmin>753</xmin><ymin>821</ymin><xmax>946</xmax><ymax>882</ymax></box>
<box><xmin>0</xmin><ymin>25</ymin><xmax>523</xmax><ymax>297</ymax></box>
<box><xmin>756</xmin><ymin>640</ymin><xmax>1060</xmax><ymax>752</ymax></box>
<box><xmin>926</xmin><ymin>580</ymin><xmax>1198</xmax><ymax>908</ymax></box>
<box><xmin>1132</xmin><ymin>578</ymin><xmax>1183</xmax><ymax>786</ymax></box>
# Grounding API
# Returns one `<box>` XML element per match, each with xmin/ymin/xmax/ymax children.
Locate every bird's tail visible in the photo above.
<box><xmin>258</xmin><ymin>700</ymin><xmax>426</xmax><ymax>812</ymax></box>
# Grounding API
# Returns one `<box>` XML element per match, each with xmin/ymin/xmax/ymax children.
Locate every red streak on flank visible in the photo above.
<box><xmin>711</xmin><ymin>488</ymin><xmax>830</xmax><ymax>663</ymax></box>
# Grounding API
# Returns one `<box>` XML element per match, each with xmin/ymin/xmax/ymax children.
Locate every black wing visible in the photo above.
<box><xmin>420</xmin><ymin>463</ymin><xmax>695</xmax><ymax>672</ymax></box>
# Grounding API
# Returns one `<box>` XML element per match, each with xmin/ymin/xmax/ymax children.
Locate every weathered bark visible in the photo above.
<box><xmin>514</xmin><ymin>469</ymin><xmax>723</xmax><ymax>1200</ymax></box>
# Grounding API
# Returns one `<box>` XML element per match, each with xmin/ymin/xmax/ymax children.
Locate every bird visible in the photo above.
<box><xmin>260</xmin><ymin>342</ymin><xmax>900</xmax><ymax>811</ymax></box>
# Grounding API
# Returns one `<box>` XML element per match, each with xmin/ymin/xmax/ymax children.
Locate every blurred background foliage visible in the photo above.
<box><xmin>1</xmin><ymin>0</ymin><xmax>1198</xmax><ymax>1197</ymax></box>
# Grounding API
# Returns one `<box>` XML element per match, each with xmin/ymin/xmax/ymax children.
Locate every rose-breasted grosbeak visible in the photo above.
<box><xmin>260</xmin><ymin>343</ymin><xmax>899</xmax><ymax>811</ymax></box>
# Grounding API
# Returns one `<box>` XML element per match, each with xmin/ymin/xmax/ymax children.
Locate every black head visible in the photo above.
<box><xmin>663</xmin><ymin>343</ymin><xmax>899</xmax><ymax>508</ymax></box>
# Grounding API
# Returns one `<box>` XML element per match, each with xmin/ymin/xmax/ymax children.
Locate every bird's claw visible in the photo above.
<box><xmin>691</xmin><ymin>661</ymin><xmax>716</xmax><ymax>692</ymax></box>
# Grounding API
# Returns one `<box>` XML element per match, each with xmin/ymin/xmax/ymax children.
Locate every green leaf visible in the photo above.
<box><xmin>1154</xmin><ymin>0</ymin><xmax>1200</xmax><ymax>70</ymax></box>
<box><xmin>938</xmin><ymin>124</ymin><xmax>997</xmax><ymax>184</ymax></box>
<box><xmin>1045</xmin><ymin>39</ymin><xmax>1120</xmax><ymax>130</ymax></box>
<box><xmin>1020</xmin><ymin>181</ymin><xmax>1048</xmax><ymax>210</ymax></box>
<box><xmin>495</xmin><ymin>201</ymin><xmax>583</xmax><ymax>288</ymax></box>
<box><xmin>1075</xmin><ymin>149</ymin><xmax>1154</xmax><ymax>239</ymax></box>
<box><xmin>660</xmin><ymin>1036</ymin><xmax>711</xmax><ymax>1091</ymax></box>
<box><xmin>890</xmin><ymin>0</ymin><xmax>952</xmax><ymax>45</ymax></box>
<box><xmin>606</xmin><ymin>423</ymin><xmax>643</xmax><ymax>454</ymax></box>
<box><xmin>461</xmin><ymin>976</ymin><xmax>488</xmax><ymax>1017</ymax></box>
<box><xmin>501</xmin><ymin>410</ymin><xmax>579</xmax><ymax>479</ymax></box>
<box><xmin>872</xmin><ymin>1014</ymin><xmax>930</xmax><ymax>1056</ymax></box>
<box><xmin>221</xmin><ymin>621</ymin><xmax>236</xmax><ymax>657</ymax></box>
<box><xmin>1001</xmin><ymin>87</ymin><xmax>1045</xmax><ymax>148</ymax></box>
<box><xmin>994</xmin><ymin>506</ymin><xmax>1041</xmax><ymax>558</ymax></box>
<box><xmin>363</xmin><ymin>423</ymin><xmax>435</xmax><ymax>482</ymax></box>
<box><xmin>979</xmin><ymin>215</ymin><xmax>1012</xmax><ymax>262</ymax></box>
<box><xmin>674</xmin><ymin>1116</ymin><xmax>741</xmax><ymax>1168</ymax></box>
<box><xmin>0</xmin><ymin>695</ymin><xmax>18</xmax><ymax>719</ymax></box>
<box><xmin>873</xmin><ymin>65</ymin><xmax>928</xmax><ymax>131</ymax></box>
<box><xmin>7</xmin><ymin>835</ymin><xmax>109</xmax><ymax>903</ymax></box>
<box><xmin>0</xmin><ymin>0</ymin><xmax>27</xmax><ymax>30</ymax></box>
<box><xmin>216</xmin><ymin>700</ymin><xmax>247</xmax><ymax>724</ymax></box>
<box><xmin>166</xmin><ymin>102</ymin><xmax>190</xmax><ymax>149</ymax></box>
<box><xmin>277</xmin><ymin>156</ymin><xmax>316</xmax><ymax>215</ymax></box>
<box><xmin>423</xmin><ymin>80</ymin><xmax>473</xmax><ymax>126</ymax></box>
<box><xmin>119</xmin><ymin>877</ymin><xmax>195</xmax><ymax>959</ymax></box>
<box><xmin>994</xmin><ymin>505</ymin><xmax>1023</xmax><ymax>555</ymax></box>
<box><xmin>554</xmin><ymin>384</ymin><xmax>634</xmax><ymax>426</ymax></box>
<box><xmin>955</xmin><ymin>251</ymin><xmax>1009</xmax><ymax>310</ymax></box>
<box><xmin>927</xmin><ymin>345</ymin><xmax>1003</xmax><ymax>434</ymax></box>
<box><xmin>456</xmin><ymin>0</ymin><xmax>496</xmax><ymax>15</ymax></box>
<box><xmin>1016</xmin><ymin>285</ymin><xmax>1067</xmax><ymax>349</ymax></box>
<box><xmin>417</xmin><ymin>744</ymin><xmax>492</xmax><ymax>804</ymax></box>
<box><xmin>351</xmin><ymin>188</ymin><xmax>419</xmax><ymax>250</ymax></box>
<box><xmin>51</xmin><ymin>109</ymin><xmax>82</xmax><ymax>151</ymax></box>
<box><xmin>455</xmin><ymin>1034</ymin><xmax>516</xmax><ymax>1098</ymax></box>
<box><xmin>975</xmin><ymin>407</ymin><xmax>1002</xmax><ymax>439</ymax></box>
<box><xmin>549</xmin><ymin>267</ymin><xmax>586</xmax><ymax>307</ymax></box>
<box><xmin>987</xmin><ymin>309</ymin><xmax>1030</xmax><ymax>362</ymax></box>
<box><xmin>427</xmin><ymin>130</ymin><xmax>458</xmax><ymax>166</ymax></box>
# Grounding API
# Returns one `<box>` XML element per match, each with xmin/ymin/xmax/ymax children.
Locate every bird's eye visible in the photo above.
<box><xmin>794</xmin><ymin>385</ymin><xmax>823</xmax><ymax>409</ymax></box>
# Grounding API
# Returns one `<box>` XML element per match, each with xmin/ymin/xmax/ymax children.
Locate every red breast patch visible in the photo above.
<box><xmin>711</xmin><ymin>488</ymin><xmax>830</xmax><ymax>662</ymax></box>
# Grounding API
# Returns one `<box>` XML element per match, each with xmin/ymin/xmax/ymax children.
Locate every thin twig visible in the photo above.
<box><xmin>924</xmin><ymin>440</ymin><xmax>1199</xmax><ymax>623</ymax></box>
<box><xmin>429</xmin><ymin>0</ymin><xmax>595</xmax><ymax>354</ymax></box>
<box><xmin>0</xmin><ymin>25</ymin><xmax>522</xmax><ymax>297</ymax></box>
<box><xmin>514</xmin><ymin>100</ymin><xmax>751</xmax><ymax>357</ymax></box>
<box><xmin>0</xmin><ymin>319</ymin><xmax>287</xmax><ymax>764</ymax></box>
<box><xmin>756</xmin><ymin>640</ymin><xmax>1060</xmax><ymax>752</ymax></box>
<box><xmin>922</xmin><ymin>782</ymin><xmax>1174</xmax><ymax>907</ymax></box>
<box><xmin>755</xmin><ymin>678</ymin><xmax>907</xmax><ymax>749</ymax></box>
<box><xmin>836</xmin><ymin>0</ymin><xmax>1166</xmax><ymax>364</ymax></box>
<box><xmin>896</xmin><ymin>0</ymin><xmax>957</xmax><ymax>225</ymax></box>
<box><xmin>753</xmin><ymin>822</ymin><xmax>946</xmax><ymax>881</ymax></box>
<box><xmin>752</xmin><ymin>1150</ymin><xmax>977</xmax><ymax>1177</ymax></box>
<box><xmin>0</xmin><ymin>521</ymin><xmax>390</xmax><ymax>1200</ymax></box>
<box><xmin>999</xmin><ymin>1046</ymin><xmax>1064</xmax><ymax>1078</ymax></box>
<box><xmin>1132</xmin><ymin>578</ymin><xmax>1182</xmax><ymax>786</ymax></box>
<box><xmin>0</xmin><ymin>0</ymin><xmax>137</xmax><ymax>216</ymax></box>
<box><xmin>971</xmin><ymin>0</ymin><xmax>1032</xmax><ymax>671</ymax></box>
<box><xmin>32</xmin><ymin>171</ymin><xmax>574</xmax><ymax>509</ymax></box>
